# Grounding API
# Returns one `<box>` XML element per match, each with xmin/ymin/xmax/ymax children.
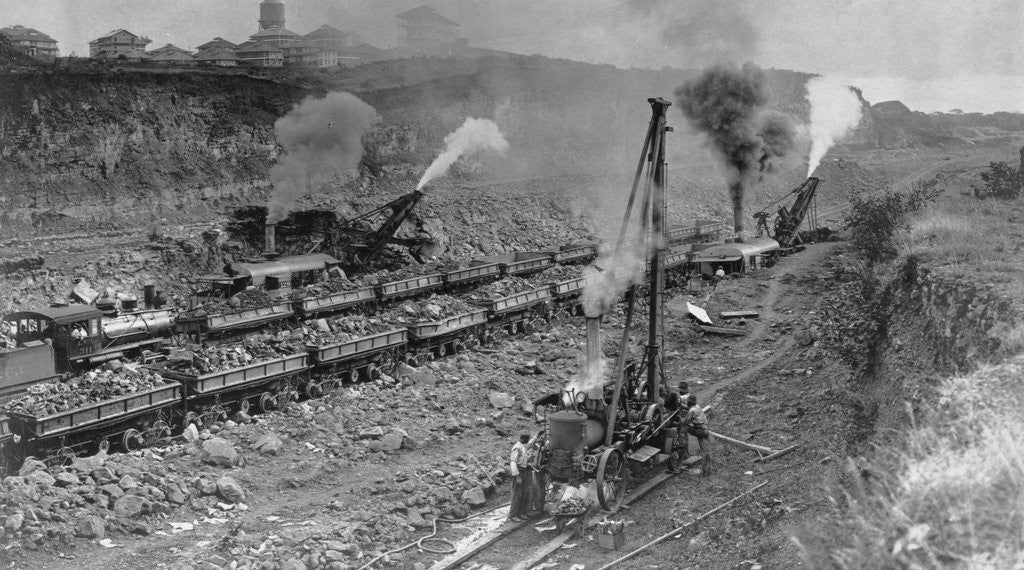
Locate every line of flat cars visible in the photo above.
<box><xmin>0</xmin><ymin>221</ymin><xmax>730</xmax><ymax>471</ymax></box>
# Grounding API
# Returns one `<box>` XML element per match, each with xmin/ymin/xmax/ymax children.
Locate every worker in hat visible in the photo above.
<box><xmin>681</xmin><ymin>394</ymin><xmax>712</xmax><ymax>476</ymax></box>
<box><xmin>508</xmin><ymin>429</ymin><xmax>538</xmax><ymax>522</ymax></box>
<box><xmin>714</xmin><ymin>265</ymin><xmax>726</xmax><ymax>282</ymax></box>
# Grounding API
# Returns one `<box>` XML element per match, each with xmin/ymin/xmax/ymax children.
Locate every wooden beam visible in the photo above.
<box><xmin>696</xmin><ymin>327</ymin><xmax>745</xmax><ymax>335</ymax></box>
<box><xmin>429</xmin><ymin>512</ymin><xmax>526</xmax><ymax>570</ymax></box>
<box><xmin>720</xmin><ymin>310</ymin><xmax>759</xmax><ymax>319</ymax></box>
<box><xmin>709</xmin><ymin>431</ymin><xmax>775</xmax><ymax>455</ymax></box>
<box><xmin>753</xmin><ymin>444</ymin><xmax>799</xmax><ymax>463</ymax></box>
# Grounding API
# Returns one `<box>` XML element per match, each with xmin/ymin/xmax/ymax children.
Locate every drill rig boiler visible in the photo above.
<box><xmin>539</xmin><ymin>98</ymin><xmax>680</xmax><ymax>511</ymax></box>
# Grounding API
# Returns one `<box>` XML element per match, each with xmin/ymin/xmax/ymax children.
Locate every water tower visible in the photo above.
<box><xmin>259</xmin><ymin>0</ymin><xmax>286</xmax><ymax>31</ymax></box>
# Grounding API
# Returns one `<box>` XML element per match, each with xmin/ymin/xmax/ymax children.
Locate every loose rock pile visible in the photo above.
<box><xmin>302</xmin><ymin>276</ymin><xmax>363</xmax><ymax>297</ymax></box>
<box><xmin>355</xmin><ymin>261</ymin><xmax>460</xmax><ymax>286</ymax></box>
<box><xmin>465</xmin><ymin>276</ymin><xmax>537</xmax><ymax>300</ymax></box>
<box><xmin>2</xmin><ymin>364</ymin><xmax>171</xmax><ymax>417</ymax></box>
<box><xmin>382</xmin><ymin>295</ymin><xmax>474</xmax><ymax>323</ymax></box>
<box><xmin>532</xmin><ymin>264</ymin><xmax>585</xmax><ymax>283</ymax></box>
<box><xmin>0</xmin><ymin>450</ymin><xmax>247</xmax><ymax>550</ymax></box>
<box><xmin>167</xmin><ymin>332</ymin><xmax>306</xmax><ymax>375</ymax></box>
<box><xmin>303</xmin><ymin>315</ymin><xmax>396</xmax><ymax>346</ymax></box>
<box><xmin>186</xmin><ymin>290</ymin><xmax>274</xmax><ymax>317</ymax></box>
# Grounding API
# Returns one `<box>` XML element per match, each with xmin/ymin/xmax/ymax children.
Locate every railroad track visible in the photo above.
<box><xmin>428</xmin><ymin>466</ymin><xmax>690</xmax><ymax>570</ymax></box>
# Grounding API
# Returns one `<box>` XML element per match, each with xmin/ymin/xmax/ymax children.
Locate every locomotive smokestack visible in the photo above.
<box><xmin>264</xmin><ymin>224</ymin><xmax>276</xmax><ymax>254</ymax></box>
<box><xmin>143</xmin><ymin>284</ymin><xmax>156</xmax><ymax>310</ymax></box>
<box><xmin>585</xmin><ymin>317</ymin><xmax>603</xmax><ymax>401</ymax></box>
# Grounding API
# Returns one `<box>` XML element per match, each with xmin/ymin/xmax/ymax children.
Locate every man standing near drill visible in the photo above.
<box><xmin>508</xmin><ymin>430</ymin><xmax>536</xmax><ymax>522</ymax></box>
<box><xmin>682</xmin><ymin>395</ymin><xmax>712</xmax><ymax>476</ymax></box>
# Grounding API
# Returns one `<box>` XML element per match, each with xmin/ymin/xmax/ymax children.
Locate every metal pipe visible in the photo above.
<box><xmin>264</xmin><ymin>224</ymin><xmax>276</xmax><ymax>253</ymax></box>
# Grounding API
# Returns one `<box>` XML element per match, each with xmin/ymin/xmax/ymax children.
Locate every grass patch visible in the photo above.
<box><xmin>795</xmin><ymin>356</ymin><xmax>1024</xmax><ymax>568</ymax></box>
<box><xmin>896</xmin><ymin>193</ymin><xmax>1024</xmax><ymax>276</ymax></box>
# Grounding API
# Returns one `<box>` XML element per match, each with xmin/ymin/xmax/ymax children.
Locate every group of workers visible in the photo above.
<box><xmin>506</xmin><ymin>382</ymin><xmax>713</xmax><ymax>523</ymax></box>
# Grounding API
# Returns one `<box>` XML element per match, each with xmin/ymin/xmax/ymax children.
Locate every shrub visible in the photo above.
<box><xmin>973</xmin><ymin>161</ymin><xmax>1022</xmax><ymax>200</ymax></box>
<box><xmin>844</xmin><ymin>180</ymin><xmax>941</xmax><ymax>263</ymax></box>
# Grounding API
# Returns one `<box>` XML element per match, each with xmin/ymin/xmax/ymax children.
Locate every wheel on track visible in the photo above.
<box><xmin>437</xmin><ymin>343</ymin><xmax>448</xmax><ymax>358</ymax></box>
<box><xmin>305</xmin><ymin>380</ymin><xmax>324</xmax><ymax>399</ymax></box>
<box><xmin>257</xmin><ymin>391</ymin><xmax>276</xmax><ymax>413</ymax></box>
<box><xmin>366</xmin><ymin>363</ymin><xmax>380</xmax><ymax>380</ymax></box>
<box><xmin>122</xmin><ymin>429</ymin><xmax>143</xmax><ymax>452</ymax></box>
<box><xmin>596</xmin><ymin>448</ymin><xmax>629</xmax><ymax>511</ymax></box>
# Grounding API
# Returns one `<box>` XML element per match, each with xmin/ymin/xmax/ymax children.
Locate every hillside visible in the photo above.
<box><xmin>0</xmin><ymin>55</ymin><xmax>1021</xmax><ymax>238</ymax></box>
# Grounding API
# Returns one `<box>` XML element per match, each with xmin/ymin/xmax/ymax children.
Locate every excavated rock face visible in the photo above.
<box><xmin>0</xmin><ymin>72</ymin><xmax>309</xmax><ymax>235</ymax></box>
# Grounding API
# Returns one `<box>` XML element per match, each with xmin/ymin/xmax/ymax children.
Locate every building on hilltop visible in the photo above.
<box><xmin>89</xmin><ymin>29</ymin><xmax>151</xmax><ymax>59</ymax></box>
<box><xmin>282</xmin><ymin>26</ymin><xmax>352</xmax><ymax>68</ymax></box>
<box><xmin>148</xmin><ymin>44</ymin><xmax>195</xmax><ymax>65</ymax></box>
<box><xmin>236</xmin><ymin>41</ymin><xmax>283</xmax><ymax>67</ymax></box>
<box><xmin>0</xmin><ymin>25</ymin><xmax>59</xmax><ymax>60</ymax></box>
<box><xmin>395</xmin><ymin>5</ymin><xmax>462</xmax><ymax>52</ymax></box>
<box><xmin>304</xmin><ymin>25</ymin><xmax>348</xmax><ymax>50</ymax></box>
<box><xmin>194</xmin><ymin>49</ymin><xmax>238</xmax><ymax>67</ymax></box>
<box><xmin>249</xmin><ymin>25</ymin><xmax>300</xmax><ymax>48</ymax></box>
<box><xmin>195</xmin><ymin>37</ymin><xmax>238</xmax><ymax>66</ymax></box>
<box><xmin>196</xmin><ymin>37</ymin><xmax>237</xmax><ymax>53</ymax></box>
<box><xmin>259</xmin><ymin>0</ymin><xmax>286</xmax><ymax>31</ymax></box>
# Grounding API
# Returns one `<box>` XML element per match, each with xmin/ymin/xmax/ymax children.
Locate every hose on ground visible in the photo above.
<box><xmin>357</xmin><ymin>501</ymin><xmax>512</xmax><ymax>570</ymax></box>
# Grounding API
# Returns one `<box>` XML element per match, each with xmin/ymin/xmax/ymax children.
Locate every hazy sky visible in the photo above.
<box><xmin>6</xmin><ymin>0</ymin><xmax>1023</xmax><ymax>113</ymax></box>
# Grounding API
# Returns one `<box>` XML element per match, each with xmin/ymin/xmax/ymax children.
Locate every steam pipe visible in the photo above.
<box><xmin>264</xmin><ymin>224</ymin><xmax>276</xmax><ymax>254</ymax></box>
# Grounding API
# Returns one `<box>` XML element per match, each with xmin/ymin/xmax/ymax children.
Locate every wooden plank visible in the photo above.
<box><xmin>753</xmin><ymin>444</ymin><xmax>800</xmax><ymax>463</ymax></box>
<box><xmin>710</xmin><ymin>431</ymin><xmax>776</xmax><ymax>455</ymax></box>
<box><xmin>720</xmin><ymin>310</ymin><xmax>760</xmax><ymax>319</ymax></box>
<box><xmin>696</xmin><ymin>321</ymin><xmax>745</xmax><ymax>335</ymax></box>
<box><xmin>429</xmin><ymin>514</ymin><xmax>528</xmax><ymax>570</ymax></box>
<box><xmin>509</xmin><ymin>471</ymin><xmax>675</xmax><ymax>570</ymax></box>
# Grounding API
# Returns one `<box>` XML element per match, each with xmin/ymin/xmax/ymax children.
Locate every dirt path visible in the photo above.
<box><xmin>693</xmin><ymin>243</ymin><xmax>831</xmax><ymax>404</ymax></box>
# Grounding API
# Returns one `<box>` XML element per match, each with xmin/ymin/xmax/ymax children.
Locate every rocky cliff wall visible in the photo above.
<box><xmin>864</xmin><ymin>256</ymin><xmax>1021</xmax><ymax>437</ymax></box>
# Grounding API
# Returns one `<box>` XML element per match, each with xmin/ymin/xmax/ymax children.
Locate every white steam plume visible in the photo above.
<box><xmin>267</xmin><ymin>92</ymin><xmax>380</xmax><ymax>224</ymax></box>
<box><xmin>581</xmin><ymin>243</ymin><xmax>647</xmax><ymax>318</ymax></box>
<box><xmin>416</xmin><ymin>118</ymin><xmax>509</xmax><ymax>190</ymax></box>
<box><xmin>806</xmin><ymin>76</ymin><xmax>863</xmax><ymax>177</ymax></box>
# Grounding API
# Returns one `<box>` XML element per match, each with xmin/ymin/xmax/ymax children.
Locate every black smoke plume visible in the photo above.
<box><xmin>675</xmin><ymin>62</ymin><xmax>796</xmax><ymax>239</ymax></box>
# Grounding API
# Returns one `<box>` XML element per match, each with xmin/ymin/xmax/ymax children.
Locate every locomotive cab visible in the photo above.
<box><xmin>5</xmin><ymin>305</ymin><xmax>105</xmax><ymax>374</ymax></box>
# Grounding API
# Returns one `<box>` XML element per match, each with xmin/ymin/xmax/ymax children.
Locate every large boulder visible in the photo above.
<box><xmin>54</xmin><ymin>472</ymin><xmax>80</xmax><ymax>487</ymax></box>
<box><xmin>181</xmin><ymin>424</ymin><xmax>200</xmax><ymax>443</ymax></box>
<box><xmin>252</xmin><ymin>433</ymin><xmax>283</xmax><ymax>456</ymax></box>
<box><xmin>200</xmin><ymin>438</ymin><xmax>237</xmax><ymax>467</ymax></box>
<box><xmin>381</xmin><ymin>433</ymin><xmax>404</xmax><ymax>451</ymax></box>
<box><xmin>113</xmin><ymin>494</ymin><xmax>148</xmax><ymax>517</ymax></box>
<box><xmin>216</xmin><ymin>476</ymin><xmax>246</xmax><ymax>504</ymax></box>
<box><xmin>76</xmin><ymin>515</ymin><xmax>105</xmax><ymax>539</ymax></box>
<box><xmin>462</xmin><ymin>486</ymin><xmax>487</xmax><ymax>506</ymax></box>
<box><xmin>26</xmin><ymin>470</ymin><xmax>56</xmax><ymax>489</ymax></box>
<box><xmin>488</xmin><ymin>391</ymin><xmax>515</xmax><ymax>409</ymax></box>
<box><xmin>4</xmin><ymin>512</ymin><xmax>24</xmax><ymax>533</ymax></box>
<box><xmin>18</xmin><ymin>458</ymin><xmax>47</xmax><ymax>476</ymax></box>
<box><xmin>358</xmin><ymin>426</ymin><xmax>384</xmax><ymax>440</ymax></box>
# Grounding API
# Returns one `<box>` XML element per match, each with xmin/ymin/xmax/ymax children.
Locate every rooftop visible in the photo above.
<box><xmin>0</xmin><ymin>25</ymin><xmax>57</xmax><ymax>43</ymax></box>
<box><xmin>396</xmin><ymin>6</ymin><xmax>460</xmax><ymax>28</ymax></box>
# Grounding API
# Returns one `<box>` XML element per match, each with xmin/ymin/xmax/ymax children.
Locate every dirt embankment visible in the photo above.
<box><xmin>855</xmin><ymin>256</ymin><xmax>1020</xmax><ymax>441</ymax></box>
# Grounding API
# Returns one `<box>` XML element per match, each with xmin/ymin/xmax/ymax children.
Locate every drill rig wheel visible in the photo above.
<box><xmin>596</xmin><ymin>448</ymin><xmax>629</xmax><ymax>511</ymax></box>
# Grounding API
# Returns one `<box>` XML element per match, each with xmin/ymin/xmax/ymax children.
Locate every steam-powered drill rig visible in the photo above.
<box><xmin>539</xmin><ymin>98</ymin><xmax>680</xmax><ymax>511</ymax></box>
